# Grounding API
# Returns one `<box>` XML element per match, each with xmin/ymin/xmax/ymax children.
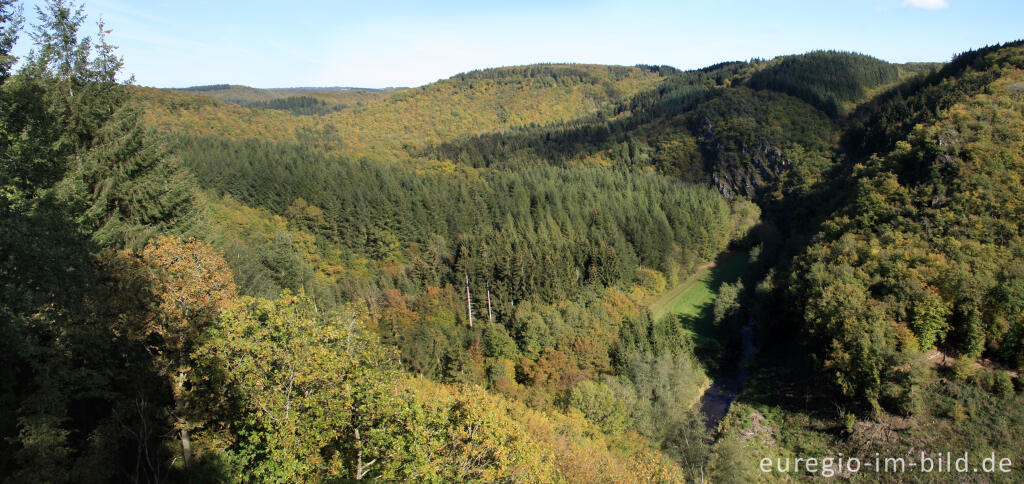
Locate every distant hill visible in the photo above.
<box><xmin>746</xmin><ymin>50</ymin><xmax>905</xmax><ymax>116</ymax></box>
<box><xmin>172</xmin><ymin>84</ymin><xmax>404</xmax><ymax>115</ymax></box>
<box><xmin>176</xmin><ymin>84</ymin><xmax>397</xmax><ymax>100</ymax></box>
<box><xmin>140</xmin><ymin>63</ymin><xmax>673</xmax><ymax>160</ymax></box>
<box><xmin>419</xmin><ymin>52</ymin><xmax>941</xmax><ymax>199</ymax></box>
<box><xmin>138</xmin><ymin>54</ymin><xmax>949</xmax><ymax>189</ymax></box>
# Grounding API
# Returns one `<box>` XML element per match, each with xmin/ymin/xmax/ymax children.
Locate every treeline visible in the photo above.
<box><xmin>142</xmin><ymin>61</ymin><xmax>669</xmax><ymax>164</ymax></box>
<box><xmin>454</xmin><ymin>63</ymin><xmax>667</xmax><ymax>85</ymax></box>
<box><xmin>426</xmin><ymin>50</ymin><xmax>912</xmax><ymax>183</ymax></box>
<box><xmin>422</xmin><ymin>62</ymin><xmax>745</xmax><ymax>172</ymax></box>
<box><xmin>179</xmin><ymin>87</ymin><xmax>387</xmax><ymax>116</ymax></box>
<box><xmin>148</xmin><ymin>51</ymin><xmax>911</xmax><ymax>180</ymax></box>
<box><xmin>426</xmin><ymin>61</ymin><xmax>838</xmax><ymax>200</ymax></box>
<box><xmin>179</xmin><ymin>83</ymin><xmax>232</xmax><ymax>92</ymax></box>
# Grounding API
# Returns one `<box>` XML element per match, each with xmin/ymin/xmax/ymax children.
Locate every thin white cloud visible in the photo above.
<box><xmin>902</xmin><ymin>0</ymin><xmax>949</xmax><ymax>10</ymax></box>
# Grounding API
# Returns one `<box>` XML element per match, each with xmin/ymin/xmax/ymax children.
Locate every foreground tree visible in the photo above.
<box><xmin>10</xmin><ymin>0</ymin><xmax>199</xmax><ymax>249</ymax></box>
<box><xmin>115</xmin><ymin>236</ymin><xmax>237</xmax><ymax>472</ymax></box>
<box><xmin>200</xmin><ymin>293</ymin><xmax>435</xmax><ymax>481</ymax></box>
<box><xmin>0</xmin><ymin>2</ymin><xmax>202</xmax><ymax>481</ymax></box>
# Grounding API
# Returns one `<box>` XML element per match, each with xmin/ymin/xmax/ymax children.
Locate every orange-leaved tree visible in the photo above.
<box><xmin>131</xmin><ymin>235</ymin><xmax>237</xmax><ymax>471</ymax></box>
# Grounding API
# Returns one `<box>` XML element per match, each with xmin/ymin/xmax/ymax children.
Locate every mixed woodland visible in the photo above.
<box><xmin>2</xmin><ymin>0</ymin><xmax>1023</xmax><ymax>482</ymax></box>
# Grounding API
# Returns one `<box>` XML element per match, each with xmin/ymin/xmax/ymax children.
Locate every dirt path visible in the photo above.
<box><xmin>696</xmin><ymin>259</ymin><xmax>718</xmax><ymax>272</ymax></box>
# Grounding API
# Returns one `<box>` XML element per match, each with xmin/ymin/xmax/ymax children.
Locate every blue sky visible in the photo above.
<box><xmin>10</xmin><ymin>0</ymin><xmax>1024</xmax><ymax>88</ymax></box>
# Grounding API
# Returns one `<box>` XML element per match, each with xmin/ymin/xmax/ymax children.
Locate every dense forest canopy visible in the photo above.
<box><xmin>2</xmin><ymin>0</ymin><xmax>1024</xmax><ymax>482</ymax></box>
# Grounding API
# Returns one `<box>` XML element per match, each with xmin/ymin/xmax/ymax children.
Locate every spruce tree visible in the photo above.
<box><xmin>22</xmin><ymin>0</ymin><xmax>200</xmax><ymax>249</ymax></box>
<box><xmin>65</xmin><ymin>103</ymin><xmax>200</xmax><ymax>248</ymax></box>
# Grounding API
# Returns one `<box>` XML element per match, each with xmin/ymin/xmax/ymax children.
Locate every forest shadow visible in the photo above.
<box><xmin>722</xmin><ymin>134</ymin><xmax>880</xmax><ymax>430</ymax></box>
<box><xmin>681</xmin><ymin>303</ymin><xmax>719</xmax><ymax>375</ymax></box>
<box><xmin>733</xmin><ymin>352</ymin><xmax>846</xmax><ymax>437</ymax></box>
<box><xmin>0</xmin><ymin>196</ymin><xmax>236</xmax><ymax>483</ymax></box>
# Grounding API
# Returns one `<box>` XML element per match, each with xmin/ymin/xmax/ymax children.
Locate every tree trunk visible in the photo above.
<box><xmin>172</xmin><ymin>367</ymin><xmax>193</xmax><ymax>472</ymax></box>
<box><xmin>353</xmin><ymin>426</ymin><xmax>377</xmax><ymax>480</ymax></box>
<box><xmin>486</xmin><ymin>282</ymin><xmax>493</xmax><ymax>324</ymax></box>
<box><xmin>355</xmin><ymin>427</ymin><xmax>362</xmax><ymax>479</ymax></box>
<box><xmin>465</xmin><ymin>273</ymin><xmax>473</xmax><ymax>328</ymax></box>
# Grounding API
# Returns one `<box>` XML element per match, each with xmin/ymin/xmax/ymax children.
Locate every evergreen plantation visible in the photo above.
<box><xmin>2</xmin><ymin>0</ymin><xmax>1024</xmax><ymax>482</ymax></box>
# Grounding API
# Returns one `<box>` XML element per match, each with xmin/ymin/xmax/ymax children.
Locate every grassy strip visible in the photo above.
<box><xmin>649</xmin><ymin>250</ymin><xmax>749</xmax><ymax>322</ymax></box>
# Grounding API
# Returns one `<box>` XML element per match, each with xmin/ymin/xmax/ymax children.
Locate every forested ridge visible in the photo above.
<box><xmin>138</xmin><ymin>63</ymin><xmax>670</xmax><ymax>162</ymax></box>
<box><xmin>785</xmin><ymin>41</ymin><xmax>1024</xmax><ymax>410</ymax></box>
<box><xmin>2</xmin><ymin>0</ymin><xmax>1024</xmax><ymax>482</ymax></box>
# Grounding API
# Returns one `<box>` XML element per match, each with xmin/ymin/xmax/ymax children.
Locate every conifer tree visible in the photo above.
<box><xmin>0</xmin><ymin>0</ymin><xmax>20</xmax><ymax>82</ymax></box>
<box><xmin>22</xmin><ymin>0</ymin><xmax>200</xmax><ymax>249</ymax></box>
<box><xmin>65</xmin><ymin>104</ymin><xmax>200</xmax><ymax>248</ymax></box>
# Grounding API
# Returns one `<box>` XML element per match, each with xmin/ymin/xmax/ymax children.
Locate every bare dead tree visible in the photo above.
<box><xmin>486</xmin><ymin>282</ymin><xmax>493</xmax><ymax>324</ymax></box>
<box><xmin>465</xmin><ymin>273</ymin><xmax>473</xmax><ymax>328</ymax></box>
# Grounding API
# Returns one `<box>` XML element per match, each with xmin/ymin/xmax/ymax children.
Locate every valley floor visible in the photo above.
<box><xmin>649</xmin><ymin>250</ymin><xmax>747</xmax><ymax>323</ymax></box>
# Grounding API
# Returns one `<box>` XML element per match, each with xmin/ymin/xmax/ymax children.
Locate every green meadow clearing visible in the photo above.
<box><xmin>649</xmin><ymin>250</ymin><xmax>752</xmax><ymax>346</ymax></box>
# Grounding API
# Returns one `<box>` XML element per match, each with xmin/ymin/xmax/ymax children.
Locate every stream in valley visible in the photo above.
<box><xmin>698</xmin><ymin>323</ymin><xmax>757</xmax><ymax>433</ymax></box>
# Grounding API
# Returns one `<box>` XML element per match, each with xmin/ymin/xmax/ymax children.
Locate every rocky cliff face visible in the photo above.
<box><xmin>698</xmin><ymin>116</ymin><xmax>792</xmax><ymax>199</ymax></box>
